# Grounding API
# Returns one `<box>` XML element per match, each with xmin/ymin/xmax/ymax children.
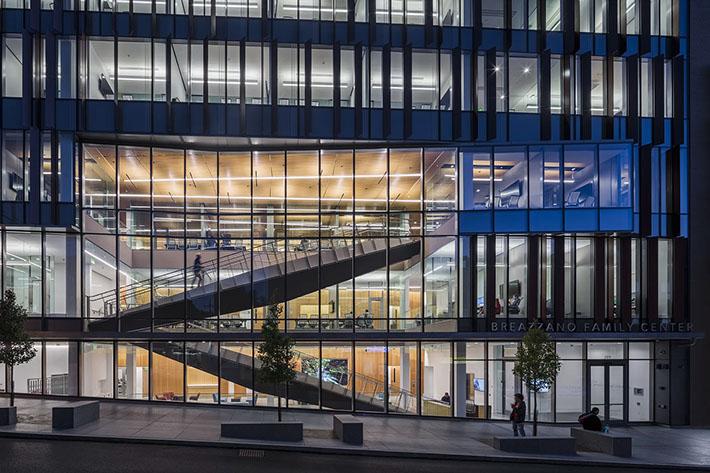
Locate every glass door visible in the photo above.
<box><xmin>587</xmin><ymin>361</ymin><xmax>626</xmax><ymax>425</ymax></box>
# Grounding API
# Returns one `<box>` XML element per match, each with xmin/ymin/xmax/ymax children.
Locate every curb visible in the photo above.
<box><xmin>0</xmin><ymin>429</ymin><xmax>705</xmax><ymax>471</ymax></box>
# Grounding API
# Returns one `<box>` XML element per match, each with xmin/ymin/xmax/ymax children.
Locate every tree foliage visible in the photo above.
<box><xmin>513</xmin><ymin>327</ymin><xmax>561</xmax><ymax>393</ymax></box>
<box><xmin>0</xmin><ymin>290</ymin><xmax>36</xmax><ymax>368</ymax></box>
<box><xmin>257</xmin><ymin>300</ymin><xmax>296</xmax><ymax>387</ymax></box>
<box><xmin>513</xmin><ymin>327</ymin><xmax>561</xmax><ymax>436</ymax></box>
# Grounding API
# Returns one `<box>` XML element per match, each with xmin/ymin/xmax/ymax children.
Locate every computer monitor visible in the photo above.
<box><xmin>476</xmin><ymin>297</ymin><xmax>484</xmax><ymax>307</ymax></box>
<box><xmin>473</xmin><ymin>378</ymin><xmax>485</xmax><ymax>392</ymax></box>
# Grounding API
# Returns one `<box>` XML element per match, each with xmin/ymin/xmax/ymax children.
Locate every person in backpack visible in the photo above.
<box><xmin>578</xmin><ymin>407</ymin><xmax>603</xmax><ymax>431</ymax></box>
<box><xmin>510</xmin><ymin>393</ymin><xmax>526</xmax><ymax>437</ymax></box>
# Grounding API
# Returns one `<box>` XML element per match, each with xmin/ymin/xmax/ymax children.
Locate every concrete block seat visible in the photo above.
<box><xmin>493</xmin><ymin>436</ymin><xmax>576</xmax><ymax>455</ymax></box>
<box><xmin>0</xmin><ymin>406</ymin><xmax>17</xmax><ymax>426</ymax></box>
<box><xmin>221</xmin><ymin>422</ymin><xmax>303</xmax><ymax>442</ymax></box>
<box><xmin>52</xmin><ymin>401</ymin><xmax>100</xmax><ymax>429</ymax></box>
<box><xmin>570</xmin><ymin>427</ymin><xmax>632</xmax><ymax>457</ymax></box>
<box><xmin>333</xmin><ymin>415</ymin><xmax>363</xmax><ymax>445</ymax></box>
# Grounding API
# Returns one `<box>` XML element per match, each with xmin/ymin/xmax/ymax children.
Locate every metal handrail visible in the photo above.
<box><xmin>87</xmin><ymin>226</ymin><xmax>400</xmax><ymax>319</ymax></box>
<box><xmin>291</xmin><ymin>349</ymin><xmax>433</xmax><ymax>411</ymax></box>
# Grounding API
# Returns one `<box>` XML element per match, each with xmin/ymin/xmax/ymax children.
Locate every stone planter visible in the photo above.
<box><xmin>0</xmin><ymin>406</ymin><xmax>17</xmax><ymax>426</ymax></box>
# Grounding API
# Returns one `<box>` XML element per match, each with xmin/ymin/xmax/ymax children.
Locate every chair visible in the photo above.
<box><xmin>189</xmin><ymin>393</ymin><xmax>201</xmax><ymax>401</ymax></box>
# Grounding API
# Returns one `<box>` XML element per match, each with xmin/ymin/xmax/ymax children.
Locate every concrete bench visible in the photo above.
<box><xmin>493</xmin><ymin>436</ymin><xmax>576</xmax><ymax>455</ymax></box>
<box><xmin>52</xmin><ymin>401</ymin><xmax>100</xmax><ymax>429</ymax></box>
<box><xmin>570</xmin><ymin>427</ymin><xmax>632</xmax><ymax>457</ymax></box>
<box><xmin>0</xmin><ymin>406</ymin><xmax>17</xmax><ymax>426</ymax></box>
<box><xmin>221</xmin><ymin>422</ymin><xmax>303</xmax><ymax>442</ymax></box>
<box><xmin>333</xmin><ymin>415</ymin><xmax>363</xmax><ymax>445</ymax></box>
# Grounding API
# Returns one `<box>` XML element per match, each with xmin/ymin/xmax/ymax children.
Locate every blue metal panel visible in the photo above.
<box><xmin>564</xmin><ymin>209</ymin><xmax>599</xmax><ymax>231</ymax></box>
<box><xmin>56</xmin><ymin>100</ymin><xmax>77</xmax><ymax>131</ymax></box>
<box><xmin>152</xmin><ymin>103</ymin><xmax>168</xmax><ymax>134</ymax></box>
<box><xmin>207</xmin><ymin>104</ymin><xmax>226</xmax><ymax>135</ymax></box>
<box><xmin>190</xmin><ymin>103</ymin><xmax>205</xmax><ymax>134</ymax></box>
<box><xmin>171</xmin><ymin>102</ymin><xmax>190</xmax><ymax>134</ymax></box>
<box><xmin>135</xmin><ymin>14</ymin><xmax>152</xmax><ymax>37</ymax></box>
<box><xmin>459</xmin><ymin>211</ymin><xmax>493</xmax><ymax>234</ymax></box>
<box><xmin>120</xmin><ymin>102</ymin><xmax>152</xmax><ymax>133</ymax></box>
<box><xmin>411</xmin><ymin>110</ymin><xmax>437</xmax><ymax>141</ymax></box>
<box><xmin>86</xmin><ymin>101</ymin><xmax>116</xmax><ymax>132</ymax></box>
<box><xmin>2</xmin><ymin>99</ymin><xmax>23</xmax><ymax>129</ymax></box>
<box><xmin>599</xmin><ymin>209</ymin><xmax>633</xmax><ymax>231</ymax></box>
<box><xmin>494</xmin><ymin>210</ymin><xmax>527</xmax><ymax>232</ymax></box>
<box><xmin>3</xmin><ymin>10</ymin><xmax>24</xmax><ymax>32</ymax></box>
<box><xmin>529</xmin><ymin>210</ymin><xmax>563</xmax><ymax>232</ymax></box>
<box><xmin>116</xmin><ymin>13</ymin><xmax>131</xmax><ymax>36</ymax></box>
<box><xmin>509</xmin><ymin>114</ymin><xmax>540</xmax><ymax>142</ymax></box>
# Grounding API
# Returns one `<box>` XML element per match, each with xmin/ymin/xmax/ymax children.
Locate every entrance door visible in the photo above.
<box><xmin>587</xmin><ymin>361</ymin><xmax>626</xmax><ymax>424</ymax></box>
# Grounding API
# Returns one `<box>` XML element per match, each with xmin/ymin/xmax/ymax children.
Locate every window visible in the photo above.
<box><xmin>508</xmin><ymin>56</ymin><xmax>538</xmax><ymax>113</ymax></box>
<box><xmin>118</xmin><ymin>40</ymin><xmax>151</xmax><ymax>101</ymax></box>
<box><xmin>170</xmin><ymin>42</ymin><xmax>189</xmax><ymax>103</ymax></box>
<box><xmin>208</xmin><ymin>42</ymin><xmax>226</xmax><ymax>103</ymax></box>
<box><xmin>599</xmin><ymin>144</ymin><xmax>631</xmax><ymax>208</ymax></box>
<box><xmin>89</xmin><ymin>39</ymin><xmax>115</xmax><ymax>100</ymax></box>
<box><xmin>421</xmin><ymin>343</ymin><xmax>452</xmax><ymax>416</ymax></box>
<box><xmin>46</xmin><ymin>234</ymin><xmax>81</xmax><ymax>318</ymax></box>
<box><xmin>658</xmin><ymin>239</ymin><xmax>672</xmax><ymax>318</ymax></box>
<box><xmin>2</xmin><ymin>35</ymin><xmax>22</xmax><ymax>98</ymax></box>
<box><xmin>482</xmin><ymin>0</ymin><xmax>504</xmax><ymax>28</ymax></box>
<box><xmin>564</xmin><ymin>145</ymin><xmax>597</xmax><ymax>208</ymax></box>
<box><xmin>341</xmin><ymin>47</ymin><xmax>356</xmax><ymax>108</ymax></box>
<box><xmin>118</xmin><ymin>342</ymin><xmax>149</xmax><ymax>400</ymax></box>
<box><xmin>81</xmin><ymin>342</ymin><xmax>114</xmax><ymax>397</ymax></box>
<box><xmin>312</xmin><ymin>48</ymin><xmax>334</xmax><ymax>107</ymax></box>
<box><xmin>6</xmin><ymin>232</ymin><xmax>42</xmax><ymax>316</ymax></box>
<box><xmin>153</xmin><ymin>342</ymin><xmax>185</xmax><ymax>401</ymax></box>
<box><xmin>494</xmin><ymin>147</ymin><xmax>527</xmax><ymax>209</ymax></box>
<box><xmin>575</xmin><ymin>238</ymin><xmax>594</xmax><ymax>318</ymax></box>
<box><xmin>529</xmin><ymin>145</ymin><xmax>562</xmax><ymax>209</ymax></box>
<box><xmin>46</xmin><ymin>342</ymin><xmax>79</xmax><ymax>396</ymax></box>
<box><xmin>13</xmin><ymin>343</ymin><xmax>42</xmax><ymax>394</ymax></box>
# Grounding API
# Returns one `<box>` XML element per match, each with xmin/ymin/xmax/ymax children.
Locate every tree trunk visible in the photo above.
<box><xmin>9</xmin><ymin>365</ymin><xmax>14</xmax><ymax>407</ymax></box>
<box><xmin>533</xmin><ymin>391</ymin><xmax>538</xmax><ymax>437</ymax></box>
<box><xmin>277</xmin><ymin>384</ymin><xmax>282</xmax><ymax>422</ymax></box>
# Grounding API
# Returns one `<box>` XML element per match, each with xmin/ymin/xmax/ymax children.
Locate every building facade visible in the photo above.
<box><xmin>0</xmin><ymin>0</ymin><xmax>699</xmax><ymax>425</ymax></box>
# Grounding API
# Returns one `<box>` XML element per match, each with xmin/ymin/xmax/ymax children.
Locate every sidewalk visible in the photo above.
<box><xmin>1</xmin><ymin>398</ymin><xmax>709</xmax><ymax>469</ymax></box>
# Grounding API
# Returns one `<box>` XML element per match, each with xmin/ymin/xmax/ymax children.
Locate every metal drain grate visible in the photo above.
<box><xmin>239</xmin><ymin>449</ymin><xmax>265</xmax><ymax>458</ymax></box>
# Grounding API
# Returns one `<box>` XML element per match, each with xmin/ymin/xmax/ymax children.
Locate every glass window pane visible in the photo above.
<box><xmin>421</xmin><ymin>343</ymin><xmax>451</xmax><ymax>416</ymax></box>
<box><xmin>253</xmin><ymin>151</ymin><xmax>285</xmax><ymax>212</ymax></box>
<box><xmin>355</xmin><ymin>342</ymin><xmax>386</xmax><ymax>412</ymax></box>
<box><xmin>555</xmin><ymin>360</ymin><xmax>583</xmax><ymax>421</ymax></box>
<box><xmin>13</xmin><ymin>343</ymin><xmax>42</xmax><ymax>394</ymax></box>
<box><xmin>321</xmin><ymin>343</ymin><xmax>353</xmax><ymax>410</ymax></box>
<box><xmin>424</xmin><ymin>148</ymin><xmax>456</xmax><ymax>212</ymax></box>
<box><xmin>508</xmin><ymin>237</ymin><xmax>527</xmax><ymax>319</ymax></box>
<box><xmin>185</xmin><ymin>342</ymin><xmax>218</xmax><ymax>403</ymax></box>
<box><xmin>355</xmin><ymin>149</ymin><xmax>387</xmax><ymax>212</ymax></box>
<box><xmin>6</xmin><ymin>232</ymin><xmax>42</xmax><ymax>316</ymax></box>
<box><xmin>118</xmin><ymin>342</ymin><xmax>149</xmax><ymax>400</ymax></box>
<box><xmin>117</xmin><ymin>40</ymin><xmax>151</xmax><ymax>101</ymax></box>
<box><xmin>588</xmin><ymin>342</ymin><xmax>624</xmax><ymax>359</ymax></box>
<box><xmin>46</xmin><ymin>342</ymin><xmax>79</xmax><ymax>396</ymax></box>
<box><xmin>599</xmin><ymin>144</ymin><xmax>631</xmax><ymax>208</ymax></box>
<box><xmin>2</xmin><ymin>35</ymin><xmax>23</xmax><ymax>97</ymax></box>
<box><xmin>629</xmin><ymin>360</ymin><xmax>653</xmax><ymax>421</ymax></box>
<box><xmin>89</xmin><ymin>39</ymin><xmax>115</xmax><ymax>100</ymax></box>
<box><xmin>81</xmin><ymin>342</ymin><xmax>114</xmax><ymax>397</ymax></box>
<box><xmin>575</xmin><ymin>238</ymin><xmax>593</xmax><ymax>318</ymax></box>
<box><xmin>220</xmin><ymin>342</ymin><xmax>254</xmax><ymax>404</ymax></box>
<box><xmin>494</xmin><ymin>147</ymin><xmax>527</xmax><ymax>209</ymax></box>
<box><xmin>153</xmin><ymin>342</ymin><xmax>185</xmax><ymax>401</ymax></box>
<box><xmin>320</xmin><ymin>150</ymin><xmax>353</xmax><ymax>211</ymax></box>
<box><xmin>482</xmin><ymin>0</ymin><xmax>504</xmax><ymax>27</ymax></box>
<box><xmin>388</xmin><ymin>342</ymin><xmax>418</xmax><ymax>414</ymax></box>
<box><xmin>46</xmin><ymin>234</ymin><xmax>81</xmax><ymax>318</ymax></box>
<box><xmin>389</xmin><ymin>149</ymin><xmax>421</xmax><ymax>212</ymax></box>
<box><xmin>460</xmin><ymin>149</ymin><xmax>491</xmax><ymax>210</ymax></box>
<box><xmin>170</xmin><ymin>42</ymin><xmax>189</xmax><ymax>102</ymax></box>
<box><xmin>424</xmin><ymin>237</ymin><xmax>456</xmax><ymax>327</ymax></box>
<box><xmin>312</xmin><ymin>48</ymin><xmax>333</xmax><ymax>106</ymax></box>
<box><xmin>564</xmin><ymin>145</ymin><xmax>597</xmax><ymax>208</ymax></box>
<box><xmin>219</xmin><ymin>152</ymin><xmax>251</xmax><ymax>213</ymax></box>
<box><xmin>508</xmin><ymin>56</ymin><xmax>538</xmax><ymax>113</ymax></box>
<box><xmin>412</xmin><ymin>51</ymin><xmax>438</xmax><ymax>110</ymax></box>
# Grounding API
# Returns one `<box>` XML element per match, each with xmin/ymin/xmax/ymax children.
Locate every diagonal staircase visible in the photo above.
<box><xmin>88</xmin><ymin>237</ymin><xmax>420</xmax><ymax>332</ymax></box>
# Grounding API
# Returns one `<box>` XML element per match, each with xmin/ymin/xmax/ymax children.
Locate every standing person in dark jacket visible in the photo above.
<box><xmin>510</xmin><ymin>393</ymin><xmax>526</xmax><ymax>436</ymax></box>
<box><xmin>578</xmin><ymin>407</ymin><xmax>603</xmax><ymax>431</ymax></box>
<box><xmin>191</xmin><ymin>254</ymin><xmax>204</xmax><ymax>288</ymax></box>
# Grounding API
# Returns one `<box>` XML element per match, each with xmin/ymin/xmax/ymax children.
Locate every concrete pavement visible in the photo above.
<box><xmin>0</xmin><ymin>398</ymin><xmax>708</xmax><ymax>470</ymax></box>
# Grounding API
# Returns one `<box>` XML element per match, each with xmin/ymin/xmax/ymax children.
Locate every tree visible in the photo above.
<box><xmin>257</xmin><ymin>299</ymin><xmax>296</xmax><ymax>422</ymax></box>
<box><xmin>512</xmin><ymin>327</ymin><xmax>561</xmax><ymax>436</ymax></box>
<box><xmin>0</xmin><ymin>290</ymin><xmax>37</xmax><ymax>407</ymax></box>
